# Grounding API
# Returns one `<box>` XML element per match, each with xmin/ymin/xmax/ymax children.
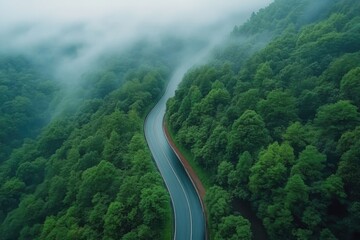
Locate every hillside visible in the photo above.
<box><xmin>0</xmin><ymin>44</ymin><xmax>174</xmax><ymax>240</ymax></box>
<box><xmin>166</xmin><ymin>0</ymin><xmax>360</xmax><ymax>239</ymax></box>
<box><xmin>0</xmin><ymin>57</ymin><xmax>56</xmax><ymax>162</ymax></box>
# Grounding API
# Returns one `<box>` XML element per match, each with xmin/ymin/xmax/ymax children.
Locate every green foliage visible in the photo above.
<box><xmin>139</xmin><ymin>186</ymin><xmax>169</xmax><ymax>225</ymax></box>
<box><xmin>167</xmin><ymin>1</ymin><xmax>360</xmax><ymax>238</ymax></box>
<box><xmin>0</xmin><ymin>178</ymin><xmax>25</xmax><ymax>213</ymax></box>
<box><xmin>257</xmin><ymin>89</ymin><xmax>298</xmax><ymax>139</ymax></box>
<box><xmin>0</xmin><ymin>47</ymin><xmax>172</xmax><ymax>239</ymax></box>
<box><xmin>77</xmin><ymin>161</ymin><xmax>120</xmax><ymax>208</ymax></box>
<box><xmin>228</xmin><ymin>152</ymin><xmax>253</xmax><ymax>200</ymax></box>
<box><xmin>263</xmin><ymin>203</ymin><xmax>294</xmax><ymax>239</ymax></box>
<box><xmin>215</xmin><ymin>215</ymin><xmax>252</xmax><ymax>240</ymax></box>
<box><xmin>205</xmin><ymin>186</ymin><xmax>231</xmax><ymax>229</ymax></box>
<box><xmin>284</xmin><ymin>174</ymin><xmax>309</xmax><ymax>210</ymax></box>
<box><xmin>340</xmin><ymin>66</ymin><xmax>360</xmax><ymax>107</ymax></box>
<box><xmin>0</xmin><ymin>56</ymin><xmax>56</xmax><ymax>162</ymax></box>
<box><xmin>196</xmin><ymin>124</ymin><xmax>228</xmax><ymax>171</ymax></box>
<box><xmin>249</xmin><ymin>142</ymin><xmax>294</xmax><ymax>200</ymax></box>
<box><xmin>291</xmin><ymin>146</ymin><xmax>326</xmax><ymax>184</ymax></box>
<box><xmin>283</xmin><ymin>122</ymin><xmax>314</xmax><ymax>154</ymax></box>
<box><xmin>2</xmin><ymin>0</ymin><xmax>359</xmax><ymax>238</ymax></box>
<box><xmin>216</xmin><ymin>161</ymin><xmax>233</xmax><ymax>187</ymax></box>
<box><xmin>254</xmin><ymin>62</ymin><xmax>273</xmax><ymax>87</ymax></box>
<box><xmin>103</xmin><ymin>201</ymin><xmax>126</xmax><ymax>239</ymax></box>
<box><xmin>227</xmin><ymin>110</ymin><xmax>270</xmax><ymax>159</ymax></box>
<box><xmin>315</xmin><ymin>100</ymin><xmax>359</xmax><ymax>141</ymax></box>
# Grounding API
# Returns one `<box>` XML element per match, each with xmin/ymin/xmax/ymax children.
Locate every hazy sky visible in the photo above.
<box><xmin>0</xmin><ymin>0</ymin><xmax>272</xmax><ymax>81</ymax></box>
<box><xmin>0</xmin><ymin>0</ymin><xmax>272</xmax><ymax>24</ymax></box>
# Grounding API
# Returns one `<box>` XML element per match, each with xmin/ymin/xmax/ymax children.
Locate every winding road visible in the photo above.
<box><xmin>144</xmin><ymin>65</ymin><xmax>206</xmax><ymax>240</ymax></box>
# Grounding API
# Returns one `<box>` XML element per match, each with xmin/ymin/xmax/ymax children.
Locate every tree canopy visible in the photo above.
<box><xmin>167</xmin><ymin>0</ymin><xmax>360</xmax><ymax>238</ymax></box>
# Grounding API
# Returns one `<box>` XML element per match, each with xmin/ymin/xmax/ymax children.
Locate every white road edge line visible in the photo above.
<box><xmin>145</xmin><ymin>107</ymin><xmax>178</xmax><ymax>239</ymax></box>
<box><xmin>153</xmin><ymin>105</ymin><xmax>193</xmax><ymax>240</ymax></box>
<box><xmin>163</xmin><ymin>121</ymin><xmax>207</xmax><ymax>240</ymax></box>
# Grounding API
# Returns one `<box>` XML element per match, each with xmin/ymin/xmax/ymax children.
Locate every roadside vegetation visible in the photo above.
<box><xmin>167</xmin><ymin>0</ymin><xmax>360</xmax><ymax>239</ymax></box>
<box><xmin>0</xmin><ymin>44</ymin><xmax>174</xmax><ymax>240</ymax></box>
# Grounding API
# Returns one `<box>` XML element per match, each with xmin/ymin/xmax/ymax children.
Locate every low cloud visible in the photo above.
<box><xmin>0</xmin><ymin>0</ymin><xmax>273</xmax><ymax>82</ymax></box>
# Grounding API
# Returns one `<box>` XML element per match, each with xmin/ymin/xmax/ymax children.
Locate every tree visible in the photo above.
<box><xmin>77</xmin><ymin>161</ymin><xmax>119</xmax><ymax>207</ymax></box>
<box><xmin>16</xmin><ymin>158</ymin><xmax>45</xmax><ymax>185</ymax></box>
<box><xmin>38</xmin><ymin>119</ymin><xmax>73</xmax><ymax>157</ymax></box>
<box><xmin>215</xmin><ymin>215</ymin><xmax>252</xmax><ymax>240</ymax></box>
<box><xmin>284</xmin><ymin>174</ymin><xmax>309</xmax><ymax>213</ymax></box>
<box><xmin>228</xmin><ymin>151</ymin><xmax>253</xmax><ymax>200</ymax></box>
<box><xmin>197</xmin><ymin>124</ymin><xmax>228</xmax><ymax>170</ymax></box>
<box><xmin>0</xmin><ymin>178</ymin><xmax>25</xmax><ymax>212</ymax></box>
<box><xmin>227</xmin><ymin>110</ymin><xmax>270</xmax><ymax>160</ymax></box>
<box><xmin>283</xmin><ymin>122</ymin><xmax>314</xmax><ymax>154</ymax></box>
<box><xmin>19</xmin><ymin>194</ymin><xmax>45</xmax><ymax>225</ymax></box>
<box><xmin>254</xmin><ymin>62</ymin><xmax>273</xmax><ymax>87</ymax></box>
<box><xmin>263</xmin><ymin>203</ymin><xmax>294</xmax><ymax>239</ymax></box>
<box><xmin>249</xmin><ymin>142</ymin><xmax>294</xmax><ymax>200</ymax></box>
<box><xmin>44</xmin><ymin>176</ymin><xmax>67</xmax><ymax>214</ymax></box>
<box><xmin>216</xmin><ymin>161</ymin><xmax>233</xmax><ymax>187</ymax></box>
<box><xmin>293</xmin><ymin>228</ymin><xmax>313</xmax><ymax>240</ymax></box>
<box><xmin>291</xmin><ymin>145</ymin><xmax>326</xmax><ymax>184</ymax></box>
<box><xmin>88</xmin><ymin>193</ymin><xmax>110</xmax><ymax>231</ymax></box>
<box><xmin>348</xmin><ymin>202</ymin><xmax>360</xmax><ymax>237</ymax></box>
<box><xmin>103</xmin><ymin>201</ymin><xmax>126</xmax><ymax>239</ymax></box>
<box><xmin>139</xmin><ymin>186</ymin><xmax>169</xmax><ymax>226</ymax></box>
<box><xmin>257</xmin><ymin>90</ymin><xmax>298</xmax><ymax>139</ymax></box>
<box><xmin>320</xmin><ymin>174</ymin><xmax>346</xmax><ymax>200</ymax></box>
<box><xmin>315</xmin><ymin>100</ymin><xmax>359</xmax><ymax>141</ymax></box>
<box><xmin>205</xmin><ymin>186</ymin><xmax>231</xmax><ymax>228</ymax></box>
<box><xmin>302</xmin><ymin>206</ymin><xmax>322</xmax><ymax>230</ymax></box>
<box><xmin>178</xmin><ymin>85</ymin><xmax>202</xmax><ymax>119</ymax></box>
<box><xmin>319</xmin><ymin>229</ymin><xmax>337</xmax><ymax>240</ymax></box>
<box><xmin>298</xmin><ymin>89</ymin><xmax>321</xmax><ymax>120</ymax></box>
<box><xmin>198</xmin><ymin>87</ymin><xmax>230</xmax><ymax>115</ymax></box>
<box><xmin>337</xmin><ymin>126</ymin><xmax>360</xmax><ymax>154</ymax></box>
<box><xmin>340</xmin><ymin>67</ymin><xmax>360</xmax><ymax>107</ymax></box>
<box><xmin>41</xmin><ymin>219</ymin><xmax>60</xmax><ymax>239</ymax></box>
<box><xmin>121</xmin><ymin>225</ymin><xmax>152</xmax><ymax>240</ymax></box>
<box><xmin>234</xmin><ymin>88</ymin><xmax>260</xmax><ymax>118</ymax></box>
<box><xmin>95</xmin><ymin>71</ymin><xmax>117</xmax><ymax>98</ymax></box>
<box><xmin>337</xmin><ymin>133</ymin><xmax>360</xmax><ymax>200</ymax></box>
<box><xmin>315</xmin><ymin>100</ymin><xmax>360</xmax><ymax>161</ymax></box>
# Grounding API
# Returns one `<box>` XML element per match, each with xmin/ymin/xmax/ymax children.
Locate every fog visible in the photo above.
<box><xmin>0</xmin><ymin>0</ymin><xmax>273</xmax><ymax>83</ymax></box>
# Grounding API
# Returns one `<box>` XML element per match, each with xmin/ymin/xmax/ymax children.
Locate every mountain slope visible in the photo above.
<box><xmin>0</xmin><ymin>44</ymin><xmax>173</xmax><ymax>240</ymax></box>
<box><xmin>166</xmin><ymin>0</ymin><xmax>360</xmax><ymax>239</ymax></box>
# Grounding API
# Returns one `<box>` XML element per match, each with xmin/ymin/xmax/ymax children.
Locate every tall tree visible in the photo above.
<box><xmin>227</xmin><ymin>110</ymin><xmax>270</xmax><ymax>160</ymax></box>
<box><xmin>215</xmin><ymin>215</ymin><xmax>252</xmax><ymax>240</ymax></box>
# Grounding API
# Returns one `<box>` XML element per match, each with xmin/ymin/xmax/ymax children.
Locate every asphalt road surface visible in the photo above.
<box><xmin>144</xmin><ymin>66</ymin><xmax>206</xmax><ymax>240</ymax></box>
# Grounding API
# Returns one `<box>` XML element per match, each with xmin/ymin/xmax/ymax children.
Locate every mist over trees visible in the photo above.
<box><xmin>167</xmin><ymin>0</ymin><xmax>360</xmax><ymax>239</ymax></box>
<box><xmin>0</xmin><ymin>57</ymin><xmax>56</xmax><ymax>162</ymax></box>
<box><xmin>1</xmin><ymin>0</ymin><xmax>360</xmax><ymax>239</ymax></box>
<box><xmin>0</xmin><ymin>43</ymin><xmax>177</xmax><ymax>239</ymax></box>
<box><xmin>0</xmin><ymin>0</ymin><xmax>274</xmax><ymax>239</ymax></box>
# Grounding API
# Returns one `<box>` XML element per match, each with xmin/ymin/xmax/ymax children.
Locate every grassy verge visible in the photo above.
<box><xmin>165</xmin><ymin>121</ymin><xmax>213</xmax><ymax>191</ymax></box>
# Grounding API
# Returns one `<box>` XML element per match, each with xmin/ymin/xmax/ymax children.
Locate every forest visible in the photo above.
<box><xmin>167</xmin><ymin>0</ymin><xmax>360</xmax><ymax>239</ymax></box>
<box><xmin>0</xmin><ymin>43</ymin><xmax>179</xmax><ymax>239</ymax></box>
<box><xmin>1</xmin><ymin>0</ymin><xmax>360</xmax><ymax>239</ymax></box>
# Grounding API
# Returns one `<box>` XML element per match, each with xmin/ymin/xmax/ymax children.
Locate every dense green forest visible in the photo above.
<box><xmin>0</xmin><ymin>57</ymin><xmax>56</xmax><ymax>162</ymax></box>
<box><xmin>167</xmin><ymin>0</ymin><xmax>360</xmax><ymax>239</ymax></box>
<box><xmin>0</xmin><ymin>43</ymin><xmax>178</xmax><ymax>239</ymax></box>
<box><xmin>2</xmin><ymin>0</ymin><xmax>360</xmax><ymax>239</ymax></box>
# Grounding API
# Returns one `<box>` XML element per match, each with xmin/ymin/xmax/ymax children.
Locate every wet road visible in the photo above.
<box><xmin>144</xmin><ymin>66</ymin><xmax>206</xmax><ymax>240</ymax></box>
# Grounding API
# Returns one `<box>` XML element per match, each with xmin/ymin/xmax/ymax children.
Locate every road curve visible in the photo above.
<box><xmin>144</xmin><ymin>66</ymin><xmax>206</xmax><ymax>240</ymax></box>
